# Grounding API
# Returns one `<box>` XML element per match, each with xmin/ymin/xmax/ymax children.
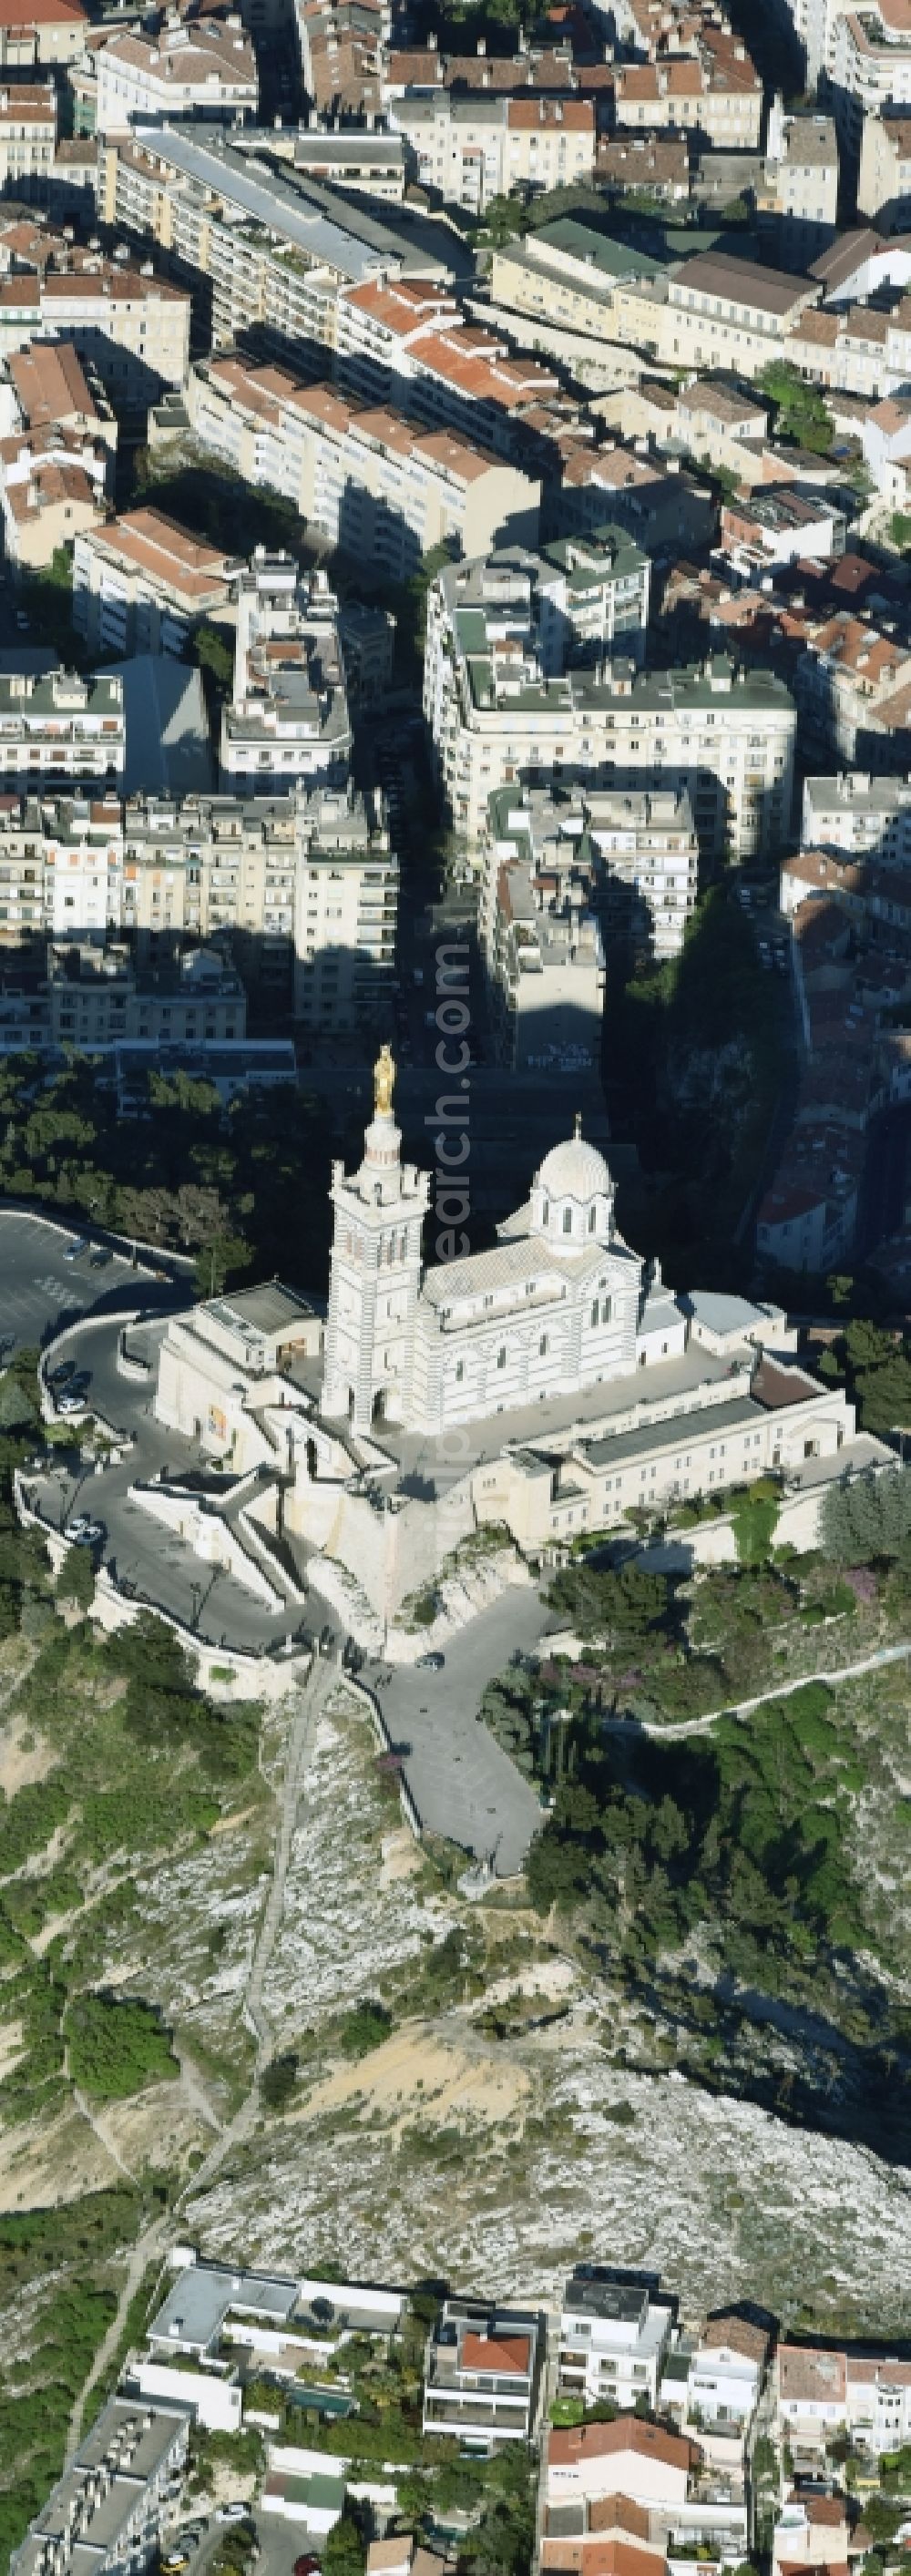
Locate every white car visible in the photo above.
<box><xmin>56</xmin><ymin>1391</ymin><xmax>87</xmax><ymax>1415</ymax></box>
<box><xmin>65</xmin><ymin>1517</ymin><xmax>104</xmax><ymax>1544</ymax></box>
<box><xmin>216</xmin><ymin>2505</ymin><xmax>251</xmax><ymax>2523</ymax></box>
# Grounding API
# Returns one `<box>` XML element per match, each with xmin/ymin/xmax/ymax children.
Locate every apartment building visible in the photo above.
<box><xmin>830</xmin><ymin>0</ymin><xmax>911</xmax><ymax>170</ymax></box>
<box><xmin>803</xmin><ymin>767</ymin><xmax>911</xmax><ymax>858</ymax></box>
<box><xmin>0</xmin><ymin>82</ymin><xmax>56</xmax><ymax>196</ymax></box>
<box><xmin>557</xmin><ymin>2269</ymin><xmax>675</xmax><ymax>2413</ymax></box>
<box><xmin>186</xmin><ymin>356</ymin><xmax>541</xmax><ymax>572</ymax></box>
<box><xmin>295</xmin><ymin>0</ymin><xmax>385</xmax><ymax>124</ymax></box>
<box><xmin>762</xmin><ymin>101</ymin><xmax>839</xmax><ymax>251</ymax></box>
<box><xmin>776</xmin><ymin>2341</ymin><xmax>911</xmax><ymax>2458</ymax></box>
<box><xmin>389</xmin><ymin>90</ymin><xmax>596</xmax><ymax>213</ymax></box>
<box><xmin>99</xmin><ymin>127</ymin><xmax>450</xmax><ymax>365</ymax></box>
<box><xmin>721</xmin><ymin>485</ymin><xmax>848</xmax><ymax>568</ymax></box>
<box><xmin>858</xmin><ymin>107</ymin><xmax>911</xmax><ymax>226</ymax></box>
<box><xmin>0</xmin><ymin>782</ymin><xmax>394</xmax><ymax>1007</ymax></box>
<box><xmin>0</xmin><ymin>257</ymin><xmax>190</xmax><ymax>408</ymax></box>
<box><xmin>427</xmin><ymin>555</ymin><xmax>794</xmax><ymax>861</ymax></box>
<box><xmin>46</xmin><ymin>938</ymin><xmax>247</xmax><ymax>1050</ymax></box>
<box><xmin>292</xmin><ymin>786</ymin><xmax>397</xmax><ymax>1029</ymax></box>
<box><xmin>489</xmin><ymin>215</ymin><xmax>664</xmax><ymax>348</ymax></box>
<box><xmin>615</xmin><ymin>250</ymin><xmax>824</xmax><ymax>381</ymax></box>
<box><xmin>552</xmin><ymin>439</ymin><xmax>716</xmax><ymax>558</ymax></box>
<box><xmin>0</xmin><ymin>0</ymin><xmax>87</xmax><ymax>72</ymax></box>
<box><xmin>485</xmin><ymin>794</ymin><xmax>607</xmax><ymax>1071</ymax></box>
<box><xmin>221</xmin><ymin>553</ymin><xmax>353</xmax><ymax>792</ymax></box>
<box><xmin>676</xmin><ymin>375</ymin><xmax>769</xmax><ymax>472</ymax></box>
<box><xmin>4</xmin><ymin>338</ymin><xmax>117</xmax><ymax>477</ymax></box>
<box><xmin>338</xmin><ymin>281</ymin><xmax>568</xmax><ymax>467</ymax></box>
<box><xmin>423</xmin><ymin>2299</ymin><xmax>545</xmax><ymax>2449</ymax></box>
<box><xmin>12</xmin><ymin>2395</ymin><xmax>189</xmax><ymax>2576</ymax></box>
<box><xmin>95</xmin><ymin>18</ymin><xmax>259</xmax><ymax>138</ymax></box>
<box><xmin>73</xmin><ymin>506</ymin><xmax>243</xmax><ymax>659</ymax></box>
<box><xmin>613</xmin><ymin>35</ymin><xmax>762</xmax><ymax>148</ymax></box>
<box><xmin>794</xmin><ymin>614</ymin><xmax>911</xmax><ymax>760</ymax></box>
<box><xmin>1</xmin><ymin>422</ymin><xmax>107</xmax><ymax>570</ymax></box>
<box><xmin>0</xmin><ymin>669</ymin><xmax>124</xmax><ymax>792</ymax></box>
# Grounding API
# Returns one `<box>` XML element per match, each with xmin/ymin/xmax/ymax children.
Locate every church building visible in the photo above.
<box><xmin>322</xmin><ymin>1048</ymin><xmax>681</xmax><ymax>1436</ymax></box>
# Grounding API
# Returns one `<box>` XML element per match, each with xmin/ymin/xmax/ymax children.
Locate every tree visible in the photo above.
<box><xmin>65</xmin><ymin>1993</ymin><xmax>179</xmax><ymax>2099</ymax></box>
<box><xmin>323</xmin><ymin>2517</ymin><xmax>365</xmax><ymax>2576</ymax></box>
<box><xmin>822</xmin><ymin>1466</ymin><xmax>911</xmax><ymax>1566</ymax></box>
<box><xmin>730</xmin><ymin>1479</ymin><xmax>780</xmax><ymax>1566</ymax></box>
<box><xmin>58</xmin><ymin>1542</ymin><xmax>96</xmax><ymax>1614</ymax></box>
<box><xmin>260</xmin><ymin>2051</ymin><xmax>298</xmax><ymax>2111</ymax></box>
<box><xmin>194</xmin><ymin>622</ymin><xmax>234</xmax><ymax>691</ymax></box>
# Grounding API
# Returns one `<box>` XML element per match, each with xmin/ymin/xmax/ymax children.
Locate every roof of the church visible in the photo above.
<box><xmin>537</xmin><ymin>1133</ymin><xmax>612</xmax><ymax>1201</ymax></box>
<box><xmin>422</xmin><ymin>1229</ymin><xmax>638</xmax><ymax>1309</ymax></box>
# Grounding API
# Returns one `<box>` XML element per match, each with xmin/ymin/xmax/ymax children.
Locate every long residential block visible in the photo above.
<box><xmin>185</xmin><ymin>353</ymin><xmax>541</xmax><ymax>569</ymax></box>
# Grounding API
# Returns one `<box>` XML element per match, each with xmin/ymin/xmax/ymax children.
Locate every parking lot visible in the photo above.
<box><xmin>0</xmin><ymin>1208</ymin><xmax>186</xmax><ymax>1365</ymax></box>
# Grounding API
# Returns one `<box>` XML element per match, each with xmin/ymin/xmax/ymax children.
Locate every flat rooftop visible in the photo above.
<box><xmin>149</xmin><ymin>2258</ymin><xmax>300</xmax><ymax>2349</ymax></box>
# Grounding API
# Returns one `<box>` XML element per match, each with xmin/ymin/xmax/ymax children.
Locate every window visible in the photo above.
<box><xmin>539</xmin><ymin>1334</ymin><xmax>548</xmax><ymax>1356</ymax></box>
<box><xmin>542</xmin><ymin>1198</ymin><xmax>549</xmax><ymax>1225</ymax></box>
<box><xmin>563</xmin><ymin>1206</ymin><xmax>572</xmax><ymax>1234</ymax></box>
<box><xmin>588</xmin><ymin>1203</ymin><xmax>597</xmax><ymax>1232</ymax></box>
<box><xmin>456</xmin><ymin>1360</ymin><xmax>464</xmax><ymax>1383</ymax></box>
<box><xmin>590</xmin><ymin>1298</ymin><xmax>599</xmax><ymax>1328</ymax></box>
<box><xmin>496</xmin><ymin>1347</ymin><xmax>507</xmax><ymax>1369</ymax></box>
<box><xmin>602</xmin><ymin>1295</ymin><xmax>611</xmax><ymax>1324</ymax></box>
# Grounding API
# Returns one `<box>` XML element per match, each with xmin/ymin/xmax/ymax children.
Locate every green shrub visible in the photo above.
<box><xmin>65</xmin><ymin>1992</ymin><xmax>179</xmax><ymax>2099</ymax></box>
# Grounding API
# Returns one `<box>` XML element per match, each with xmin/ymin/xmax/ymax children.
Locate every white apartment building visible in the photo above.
<box><xmin>221</xmin><ymin>553</ymin><xmax>351</xmax><ymax>795</ymax></box>
<box><xmin>776</xmin><ymin>2342</ymin><xmax>911</xmax><ymax>2458</ymax></box>
<box><xmin>186</xmin><ymin>356</ymin><xmax>541</xmax><ymax>573</ymax></box>
<box><xmin>12</xmin><ymin>2396</ymin><xmax>189</xmax><ymax>2576</ymax></box>
<box><xmin>803</xmin><ymin>768</ymin><xmax>911</xmax><ymax>858</ymax></box>
<box><xmin>557</xmin><ymin>2271</ymin><xmax>675</xmax><ymax>2413</ymax></box>
<box><xmin>335</xmin><ymin>279</ymin><xmax>564</xmax><ymax>457</ymax></box>
<box><xmin>0</xmin><ymin>669</ymin><xmax>124</xmax><ymax>792</ymax></box>
<box><xmin>0</xmin><ymin>260</ymin><xmax>190</xmax><ymax>406</ymax></box>
<box><xmin>426</xmin><ymin>554</ymin><xmax>794</xmax><ymax>861</ymax></box>
<box><xmin>389</xmin><ymin>89</ymin><xmax>595</xmax><ymax>214</ymax></box>
<box><xmin>95</xmin><ymin>18</ymin><xmax>258</xmax><ymax>138</ymax></box>
<box><xmin>73</xmin><ymin>506</ymin><xmax>243</xmax><ymax>659</ymax></box>
<box><xmin>422</xmin><ymin>2301</ymin><xmax>545</xmax><ymax>2448</ymax></box>
<box><xmin>0</xmin><ymin>81</ymin><xmax>56</xmax><ymax>196</ymax></box>
<box><xmin>293</xmin><ymin>787</ymin><xmax>397</xmax><ymax>1030</ymax></box>
<box><xmin>830</xmin><ymin>0</ymin><xmax>911</xmax><ymax>168</ymax></box>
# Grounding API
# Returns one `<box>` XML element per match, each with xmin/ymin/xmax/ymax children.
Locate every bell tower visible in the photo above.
<box><xmin>322</xmin><ymin>1046</ymin><xmax>430</xmax><ymax>1433</ymax></box>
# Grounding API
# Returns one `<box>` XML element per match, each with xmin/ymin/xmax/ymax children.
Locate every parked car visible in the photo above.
<box><xmin>63</xmin><ymin>1239</ymin><xmax>86</xmax><ymax>1262</ymax></box>
<box><xmin>89</xmin><ymin>1246</ymin><xmax>112</xmax><ymax>1268</ymax></box>
<box><xmin>48</xmin><ymin>1361</ymin><xmax>76</xmax><ymax>1386</ymax></box>
<box><xmin>65</xmin><ymin>1517</ymin><xmax>104</xmax><ymax>1545</ymax></box>
<box><xmin>293</xmin><ymin>2558</ymin><xmax>321</xmax><ymax>2576</ymax></box>
<box><xmin>416</xmin><ymin>1651</ymin><xmax>445</xmax><ymax>1671</ymax></box>
<box><xmin>216</xmin><ymin>2504</ymin><xmax>252</xmax><ymax>2523</ymax></box>
<box><xmin>318</xmin><ymin>1623</ymin><xmax>335</xmax><ymax>1656</ymax></box>
<box><xmin>56</xmin><ymin>1390</ymin><xmax>87</xmax><ymax>1414</ymax></box>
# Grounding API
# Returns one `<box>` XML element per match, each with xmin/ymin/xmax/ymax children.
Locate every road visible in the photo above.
<box><xmin>379</xmin><ymin>1584</ymin><xmax>554</xmax><ymax>1876</ymax></box>
<box><xmin>638</xmin><ymin>1638</ymin><xmax>911</xmax><ymax>1738</ymax></box>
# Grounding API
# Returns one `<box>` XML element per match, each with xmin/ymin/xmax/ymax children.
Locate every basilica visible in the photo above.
<box><xmin>150</xmin><ymin>1051</ymin><xmax>878</xmax><ymax>1637</ymax></box>
<box><xmin>322</xmin><ymin>1048</ymin><xmax>681</xmax><ymax>1436</ymax></box>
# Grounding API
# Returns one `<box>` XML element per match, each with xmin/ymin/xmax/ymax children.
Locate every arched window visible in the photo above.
<box><xmin>590</xmin><ymin>1298</ymin><xmax>599</xmax><ymax>1328</ymax></box>
<box><xmin>539</xmin><ymin>1334</ymin><xmax>548</xmax><ymax>1356</ymax></box>
<box><xmin>588</xmin><ymin>1202</ymin><xmax>597</xmax><ymax>1232</ymax></box>
<box><xmin>456</xmin><ymin>1359</ymin><xmax>465</xmax><ymax>1383</ymax></box>
<box><xmin>542</xmin><ymin>1199</ymin><xmax>549</xmax><ymax>1226</ymax></box>
<box><xmin>562</xmin><ymin>1206</ymin><xmax>572</xmax><ymax>1234</ymax></box>
<box><xmin>496</xmin><ymin>1346</ymin><xmax>507</xmax><ymax>1370</ymax></box>
<box><xmin>602</xmin><ymin>1295</ymin><xmax>612</xmax><ymax>1324</ymax></box>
